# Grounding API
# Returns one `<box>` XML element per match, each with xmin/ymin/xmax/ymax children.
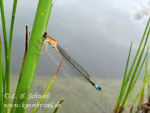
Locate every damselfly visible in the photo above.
<box><xmin>43</xmin><ymin>32</ymin><xmax>102</xmax><ymax>91</ymax></box>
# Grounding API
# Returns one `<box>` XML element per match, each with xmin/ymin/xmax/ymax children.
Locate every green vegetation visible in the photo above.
<box><xmin>0</xmin><ymin>38</ymin><xmax>3</xmax><ymax>112</ymax></box>
<box><xmin>11</xmin><ymin>0</ymin><xmax>53</xmax><ymax>112</ymax></box>
<box><xmin>32</xmin><ymin>51</ymin><xmax>65</xmax><ymax>113</ymax></box>
<box><xmin>0</xmin><ymin>0</ymin><xmax>53</xmax><ymax>113</ymax></box>
<box><xmin>114</xmin><ymin>18</ymin><xmax>150</xmax><ymax>113</ymax></box>
<box><xmin>1</xmin><ymin>0</ymin><xmax>150</xmax><ymax>113</ymax></box>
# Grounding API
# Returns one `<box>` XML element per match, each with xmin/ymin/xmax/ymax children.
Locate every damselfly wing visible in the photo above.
<box><xmin>43</xmin><ymin>32</ymin><xmax>101</xmax><ymax>91</ymax></box>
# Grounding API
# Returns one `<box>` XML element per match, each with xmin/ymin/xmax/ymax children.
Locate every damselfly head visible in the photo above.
<box><xmin>43</xmin><ymin>32</ymin><xmax>56</xmax><ymax>41</ymax></box>
<box><xmin>43</xmin><ymin>32</ymin><xmax>48</xmax><ymax>39</ymax></box>
<box><xmin>43</xmin><ymin>32</ymin><xmax>58</xmax><ymax>50</ymax></box>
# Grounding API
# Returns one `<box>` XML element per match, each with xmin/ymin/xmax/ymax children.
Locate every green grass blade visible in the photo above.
<box><xmin>137</xmin><ymin>52</ymin><xmax>149</xmax><ymax>111</ymax></box>
<box><xmin>137</xmin><ymin>87</ymin><xmax>144</xmax><ymax>111</ymax></box>
<box><xmin>121</xmin><ymin>27</ymin><xmax>150</xmax><ymax>109</ymax></box>
<box><xmin>123</xmin><ymin>47</ymin><xmax>149</xmax><ymax>108</ymax></box>
<box><xmin>53</xmin><ymin>99</ymin><xmax>64</xmax><ymax>113</ymax></box>
<box><xmin>131</xmin><ymin>72</ymin><xmax>150</xmax><ymax>108</ymax></box>
<box><xmin>0</xmin><ymin>0</ymin><xmax>8</xmax><ymax>60</ymax></box>
<box><xmin>32</xmin><ymin>75</ymin><xmax>57</xmax><ymax>113</ymax></box>
<box><xmin>122</xmin><ymin>42</ymin><xmax>133</xmax><ymax>88</ymax></box>
<box><xmin>11</xmin><ymin>1</ymin><xmax>53</xmax><ymax>113</ymax></box>
<box><xmin>8</xmin><ymin>0</ymin><xmax>18</xmax><ymax>55</ymax></box>
<box><xmin>114</xmin><ymin>42</ymin><xmax>133</xmax><ymax>112</ymax></box>
<box><xmin>0</xmin><ymin>38</ymin><xmax>4</xmax><ymax>113</ymax></box>
<box><xmin>145</xmin><ymin>53</ymin><xmax>150</xmax><ymax>104</ymax></box>
<box><xmin>114</xmin><ymin>18</ymin><xmax>150</xmax><ymax>113</ymax></box>
<box><xmin>4</xmin><ymin>0</ymin><xmax>18</xmax><ymax>113</ymax></box>
<box><xmin>0</xmin><ymin>2</ymin><xmax>8</xmax><ymax>111</ymax></box>
<box><xmin>145</xmin><ymin>53</ymin><xmax>149</xmax><ymax>80</ymax></box>
<box><xmin>32</xmin><ymin>49</ymin><xmax>66</xmax><ymax>113</ymax></box>
<box><xmin>123</xmin><ymin>18</ymin><xmax>150</xmax><ymax>92</ymax></box>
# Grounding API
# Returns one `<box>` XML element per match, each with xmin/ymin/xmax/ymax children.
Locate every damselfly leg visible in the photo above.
<box><xmin>42</xmin><ymin>32</ymin><xmax>102</xmax><ymax>91</ymax></box>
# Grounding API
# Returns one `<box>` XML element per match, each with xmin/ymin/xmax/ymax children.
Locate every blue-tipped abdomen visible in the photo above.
<box><xmin>94</xmin><ymin>84</ymin><xmax>101</xmax><ymax>91</ymax></box>
<box><xmin>89</xmin><ymin>80</ymin><xmax>102</xmax><ymax>91</ymax></box>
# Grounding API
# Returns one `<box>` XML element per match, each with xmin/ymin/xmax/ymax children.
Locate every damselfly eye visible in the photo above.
<box><xmin>43</xmin><ymin>32</ymin><xmax>48</xmax><ymax>38</ymax></box>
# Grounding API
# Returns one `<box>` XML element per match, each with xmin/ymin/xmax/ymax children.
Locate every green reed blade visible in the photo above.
<box><xmin>11</xmin><ymin>1</ymin><xmax>53</xmax><ymax>113</ymax></box>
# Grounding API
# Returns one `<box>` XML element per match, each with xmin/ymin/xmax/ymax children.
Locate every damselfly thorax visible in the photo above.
<box><xmin>43</xmin><ymin>32</ymin><xmax>59</xmax><ymax>53</ymax></box>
